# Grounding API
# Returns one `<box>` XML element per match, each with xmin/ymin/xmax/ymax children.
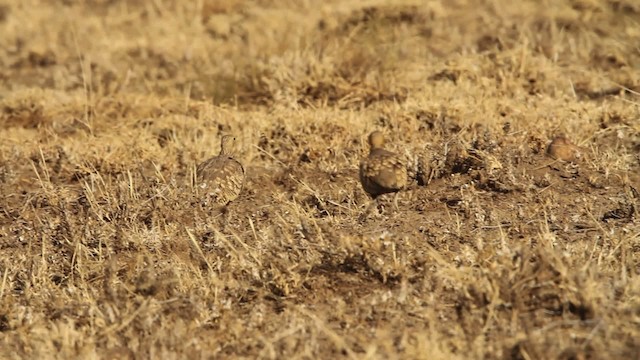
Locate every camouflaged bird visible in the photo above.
<box><xmin>196</xmin><ymin>135</ymin><xmax>245</xmax><ymax>205</ymax></box>
<box><xmin>359</xmin><ymin>131</ymin><xmax>408</xmax><ymax>198</ymax></box>
<box><xmin>546</xmin><ymin>135</ymin><xmax>583</xmax><ymax>162</ymax></box>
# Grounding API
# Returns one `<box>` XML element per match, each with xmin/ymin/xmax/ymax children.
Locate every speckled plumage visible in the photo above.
<box><xmin>197</xmin><ymin>135</ymin><xmax>245</xmax><ymax>205</ymax></box>
<box><xmin>359</xmin><ymin>131</ymin><xmax>408</xmax><ymax>198</ymax></box>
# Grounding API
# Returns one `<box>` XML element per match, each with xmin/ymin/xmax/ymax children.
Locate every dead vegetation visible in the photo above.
<box><xmin>0</xmin><ymin>0</ymin><xmax>639</xmax><ymax>359</ymax></box>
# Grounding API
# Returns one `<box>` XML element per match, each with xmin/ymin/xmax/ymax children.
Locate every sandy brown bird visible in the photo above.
<box><xmin>546</xmin><ymin>135</ymin><xmax>583</xmax><ymax>162</ymax></box>
<box><xmin>196</xmin><ymin>135</ymin><xmax>245</xmax><ymax>205</ymax></box>
<box><xmin>359</xmin><ymin>131</ymin><xmax>408</xmax><ymax>200</ymax></box>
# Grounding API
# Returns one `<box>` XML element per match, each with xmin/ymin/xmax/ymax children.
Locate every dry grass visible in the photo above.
<box><xmin>0</xmin><ymin>0</ymin><xmax>639</xmax><ymax>358</ymax></box>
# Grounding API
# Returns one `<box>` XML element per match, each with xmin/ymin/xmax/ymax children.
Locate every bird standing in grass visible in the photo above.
<box><xmin>546</xmin><ymin>135</ymin><xmax>583</xmax><ymax>162</ymax></box>
<box><xmin>196</xmin><ymin>135</ymin><xmax>245</xmax><ymax>206</ymax></box>
<box><xmin>359</xmin><ymin>131</ymin><xmax>408</xmax><ymax>209</ymax></box>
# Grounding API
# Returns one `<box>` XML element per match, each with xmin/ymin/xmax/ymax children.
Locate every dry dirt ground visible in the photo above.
<box><xmin>0</xmin><ymin>0</ymin><xmax>639</xmax><ymax>359</ymax></box>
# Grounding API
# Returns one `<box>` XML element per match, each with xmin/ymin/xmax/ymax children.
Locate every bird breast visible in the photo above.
<box><xmin>360</xmin><ymin>150</ymin><xmax>407</xmax><ymax>194</ymax></box>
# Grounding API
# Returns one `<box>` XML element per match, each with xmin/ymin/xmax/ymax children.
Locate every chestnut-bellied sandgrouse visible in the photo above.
<box><xmin>546</xmin><ymin>135</ymin><xmax>582</xmax><ymax>162</ymax></box>
<box><xmin>196</xmin><ymin>135</ymin><xmax>245</xmax><ymax>205</ymax></box>
<box><xmin>359</xmin><ymin>131</ymin><xmax>408</xmax><ymax>199</ymax></box>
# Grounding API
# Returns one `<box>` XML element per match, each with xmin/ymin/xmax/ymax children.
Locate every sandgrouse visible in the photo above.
<box><xmin>546</xmin><ymin>135</ymin><xmax>583</xmax><ymax>162</ymax></box>
<box><xmin>359</xmin><ymin>131</ymin><xmax>408</xmax><ymax>199</ymax></box>
<box><xmin>196</xmin><ymin>135</ymin><xmax>245</xmax><ymax>205</ymax></box>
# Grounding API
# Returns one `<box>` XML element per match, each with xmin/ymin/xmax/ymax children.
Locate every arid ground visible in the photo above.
<box><xmin>0</xmin><ymin>0</ymin><xmax>639</xmax><ymax>359</ymax></box>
